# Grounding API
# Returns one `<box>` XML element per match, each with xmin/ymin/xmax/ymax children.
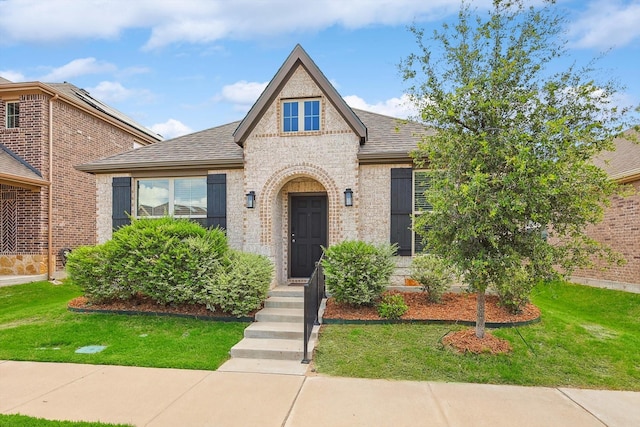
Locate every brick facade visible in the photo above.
<box><xmin>1</xmin><ymin>87</ymin><xmax>158</xmax><ymax>276</ymax></box>
<box><xmin>572</xmin><ymin>179</ymin><xmax>640</xmax><ymax>290</ymax></box>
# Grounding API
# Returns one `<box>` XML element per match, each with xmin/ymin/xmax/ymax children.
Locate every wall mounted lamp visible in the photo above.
<box><xmin>246</xmin><ymin>191</ymin><xmax>256</xmax><ymax>209</ymax></box>
<box><xmin>344</xmin><ymin>188</ymin><xmax>353</xmax><ymax>207</ymax></box>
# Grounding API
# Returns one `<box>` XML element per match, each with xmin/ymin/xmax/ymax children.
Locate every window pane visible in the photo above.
<box><xmin>137</xmin><ymin>179</ymin><xmax>169</xmax><ymax>216</ymax></box>
<box><xmin>6</xmin><ymin>102</ymin><xmax>19</xmax><ymax>128</ymax></box>
<box><xmin>283</xmin><ymin>101</ymin><xmax>298</xmax><ymax>132</ymax></box>
<box><xmin>174</xmin><ymin>178</ymin><xmax>207</xmax><ymax>217</ymax></box>
<box><xmin>414</xmin><ymin>171</ymin><xmax>432</xmax><ymax>212</ymax></box>
<box><xmin>304</xmin><ymin>100</ymin><xmax>320</xmax><ymax>131</ymax></box>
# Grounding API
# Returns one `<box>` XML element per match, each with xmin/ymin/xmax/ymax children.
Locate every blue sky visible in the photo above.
<box><xmin>1</xmin><ymin>0</ymin><xmax>639</xmax><ymax>139</ymax></box>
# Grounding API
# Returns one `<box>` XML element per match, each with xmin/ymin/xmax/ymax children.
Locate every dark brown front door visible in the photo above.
<box><xmin>290</xmin><ymin>195</ymin><xmax>327</xmax><ymax>278</ymax></box>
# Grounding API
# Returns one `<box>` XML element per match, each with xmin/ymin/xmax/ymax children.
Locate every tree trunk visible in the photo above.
<box><xmin>476</xmin><ymin>290</ymin><xmax>486</xmax><ymax>338</ymax></box>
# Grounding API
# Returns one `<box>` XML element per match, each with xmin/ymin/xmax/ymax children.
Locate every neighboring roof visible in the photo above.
<box><xmin>77</xmin><ymin>109</ymin><xmax>428</xmax><ymax>173</ymax></box>
<box><xmin>233</xmin><ymin>44</ymin><xmax>367</xmax><ymax>146</ymax></box>
<box><xmin>0</xmin><ymin>143</ymin><xmax>49</xmax><ymax>189</ymax></box>
<box><xmin>0</xmin><ymin>81</ymin><xmax>162</xmax><ymax>145</ymax></box>
<box><xmin>46</xmin><ymin>82</ymin><xmax>162</xmax><ymax>142</ymax></box>
<box><xmin>594</xmin><ymin>129</ymin><xmax>640</xmax><ymax>183</ymax></box>
<box><xmin>76</xmin><ymin>121</ymin><xmax>244</xmax><ymax>173</ymax></box>
<box><xmin>0</xmin><ymin>76</ymin><xmax>12</xmax><ymax>84</ymax></box>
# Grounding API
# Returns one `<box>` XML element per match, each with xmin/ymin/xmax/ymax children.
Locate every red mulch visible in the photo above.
<box><xmin>323</xmin><ymin>291</ymin><xmax>540</xmax><ymax>354</ymax></box>
<box><xmin>67</xmin><ymin>295</ymin><xmax>257</xmax><ymax>319</ymax></box>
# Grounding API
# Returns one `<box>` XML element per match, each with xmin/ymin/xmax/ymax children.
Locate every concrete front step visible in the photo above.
<box><xmin>229</xmin><ymin>338</ymin><xmax>315</xmax><ymax>361</ymax></box>
<box><xmin>244</xmin><ymin>321</ymin><xmax>317</xmax><ymax>340</ymax></box>
<box><xmin>255</xmin><ymin>307</ymin><xmax>304</xmax><ymax>323</ymax></box>
<box><xmin>265</xmin><ymin>296</ymin><xmax>304</xmax><ymax>309</ymax></box>
<box><xmin>217</xmin><ymin>358</ymin><xmax>311</xmax><ymax>375</ymax></box>
<box><xmin>268</xmin><ymin>286</ymin><xmax>304</xmax><ymax>298</ymax></box>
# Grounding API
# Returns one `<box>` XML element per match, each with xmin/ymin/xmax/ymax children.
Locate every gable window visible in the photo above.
<box><xmin>136</xmin><ymin>177</ymin><xmax>207</xmax><ymax>219</ymax></box>
<box><xmin>282</xmin><ymin>99</ymin><xmax>320</xmax><ymax>132</ymax></box>
<box><xmin>6</xmin><ymin>102</ymin><xmax>19</xmax><ymax>128</ymax></box>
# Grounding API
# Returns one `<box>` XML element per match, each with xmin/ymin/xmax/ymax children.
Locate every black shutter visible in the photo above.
<box><xmin>112</xmin><ymin>177</ymin><xmax>132</xmax><ymax>230</ymax></box>
<box><xmin>207</xmin><ymin>173</ymin><xmax>227</xmax><ymax>229</ymax></box>
<box><xmin>390</xmin><ymin>168</ymin><xmax>412</xmax><ymax>256</ymax></box>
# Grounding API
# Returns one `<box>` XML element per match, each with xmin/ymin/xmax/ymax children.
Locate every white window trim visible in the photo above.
<box><xmin>6</xmin><ymin>101</ymin><xmax>19</xmax><ymax>129</ymax></box>
<box><xmin>135</xmin><ymin>177</ymin><xmax>207</xmax><ymax>219</ymax></box>
<box><xmin>281</xmin><ymin>98</ymin><xmax>321</xmax><ymax>133</ymax></box>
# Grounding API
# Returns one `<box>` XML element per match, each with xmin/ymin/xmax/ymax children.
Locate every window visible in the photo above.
<box><xmin>136</xmin><ymin>178</ymin><xmax>207</xmax><ymax>218</ymax></box>
<box><xmin>413</xmin><ymin>170</ymin><xmax>432</xmax><ymax>254</ymax></box>
<box><xmin>6</xmin><ymin>102</ymin><xmax>19</xmax><ymax>128</ymax></box>
<box><xmin>282</xmin><ymin>99</ymin><xmax>320</xmax><ymax>132</ymax></box>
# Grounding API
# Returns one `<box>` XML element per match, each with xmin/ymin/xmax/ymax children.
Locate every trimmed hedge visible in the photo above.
<box><xmin>322</xmin><ymin>241</ymin><xmax>396</xmax><ymax>307</ymax></box>
<box><xmin>66</xmin><ymin>218</ymin><xmax>272</xmax><ymax>317</ymax></box>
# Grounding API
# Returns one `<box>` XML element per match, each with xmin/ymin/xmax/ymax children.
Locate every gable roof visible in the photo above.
<box><xmin>594</xmin><ymin>129</ymin><xmax>640</xmax><ymax>183</ymax></box>
<box><xmin>0</xmin><ymin>143</ymin><xmax>49</xmax><ymax>190</ymax></box>
<box><xmin>233</xmin><ymin>44</ymin><xmax>367</xmax><ymax>146</ymax></box>
<box><xmin>76</xmin><ymin>109</ymin><xmax>426</xmax><ymax>173</ymax></box>
<box><xmin>0</xmin><ymin>81</ymin><xmax>162</xmax><ymax>145</ymax></box>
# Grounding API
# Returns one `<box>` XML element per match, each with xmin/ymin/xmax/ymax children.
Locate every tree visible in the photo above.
<box><xmin>402</xmin><ymin>0</ymin><xmax>635</xmax><ymax>338</ymax></box>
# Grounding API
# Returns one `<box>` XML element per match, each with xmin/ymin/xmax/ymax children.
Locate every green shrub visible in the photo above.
<box><xmin>199</xmin><ymin>251</ymin><xmax>273</xmax><ymax>317</ymax></box>
<box><xmin>493</xmin><ymin>265</ymin><xmax>536</xmax><ymax>314</ymax></box>
<box><xmin>108</xmin><ymin>218</ymin><xmax>228</xmax><ymax>305</ymax></box>
<box><xmin>322</xmin><ymin>241</ymin><xmax>396</xmax><ymax>307</ymax></box>
<box><xmin>410</xmin><ymin>254</ymin><xmax>456</xmax><ymax>303</ymax></box>
<box><xmin>377</xmin><ymin>293</ymin><xmax>408</xmax><ymax>319</ymax></box>
<box><xmin>66</xmin><ymin>242</ymin><xmax>135</xmax><ymax>302</ymax></box>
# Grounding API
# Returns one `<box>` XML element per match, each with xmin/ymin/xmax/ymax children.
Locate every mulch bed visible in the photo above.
<box><xmin>322</xmin><ymin>291</ymin><xmax>540</xmax><ymax>354</ymax></box>
<box><xmin>67</xmin><ymin>295</ymin><xmax>256</xmax><ymax>321</ymax></box>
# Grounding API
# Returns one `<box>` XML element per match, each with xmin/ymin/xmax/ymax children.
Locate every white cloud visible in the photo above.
<box><xmin>87</xmin><ymin>81</ymin><xmax>134</xmax><ymax>102</ymax></box>
<box><xmin>150</xmin><ymin>119</ymin><xmax>193</xmax><ymax>139</ymax></box>
<box><xmin>216</xmin><ymin>80</ymin><xmax>268</xmax><ymax>112</ymax></box>
<box><xmin>569</xmin><ymin>1</ymin><xmax>640</xmax><ymax>49</ymax></box>
<box><xmin>0</xmin><ymin>70</ymin><xmax>25</xmax><ymax>82</ymax></box>
<box><xmin>0</xmin><ymin>0</ymin><xmax>471</xmax><ymax>49</ymax></box>
<box><xmin>344</xmin><ymin>94</ymin><xmax>419</xmax><ymax>119</ymax></box>
<box><xmin>39</xmin><ymin>58</ymin><xmax>117</xmax><ymax>82</ymax></box>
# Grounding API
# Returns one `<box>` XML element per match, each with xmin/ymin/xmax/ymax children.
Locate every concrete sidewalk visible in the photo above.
<box><xmin>1</xmin><ymin>360</ymin><xmax>639</xmax><ymax>427</ymax></box>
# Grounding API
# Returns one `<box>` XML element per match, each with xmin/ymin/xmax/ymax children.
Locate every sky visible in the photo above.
<box><xmin>1</xmin><ymin>0</ymin><xmax>639</xmax><ymax>140</ymax></box>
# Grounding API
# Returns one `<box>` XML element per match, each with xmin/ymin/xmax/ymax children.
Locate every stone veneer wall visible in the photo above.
<box><xmin>0</xmin><ymin>254</ymin><xmax>48</xmax><ymax>275</ymax></box>
<box><xmin>572</xmin><ymin>179</ymin><xmax>640</xmax><ymax>290</ymax></box>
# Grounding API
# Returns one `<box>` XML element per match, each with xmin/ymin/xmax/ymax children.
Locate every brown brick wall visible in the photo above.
<box><xmin>1</xmin><ymin>91</ymin><xmax>148</xmax><ymax>271</ymax></box>
<box><xmin>573</xmin><ymin>180</ymin><xmax>640</xmax><ymax>286</ymax></box>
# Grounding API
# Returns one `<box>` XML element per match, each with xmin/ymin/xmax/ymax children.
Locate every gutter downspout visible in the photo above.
<box><xmin>48</xmin><ymin>94</ymin><xmax>59</xmax><ymax>281</ymax></box>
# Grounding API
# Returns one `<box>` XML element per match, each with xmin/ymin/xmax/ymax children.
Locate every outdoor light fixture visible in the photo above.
<box><xmin>246</xmin><ymin>191</ymin><xmax>256</xmax><ymax>209</ymax></box>
<box><xmin>344</xmin><ymin>188</ymin><xmax>353</xmax><ymax>207</ymax></box>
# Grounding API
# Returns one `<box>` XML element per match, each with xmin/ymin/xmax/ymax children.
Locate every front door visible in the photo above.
<box><xmin>290</xmin><ymin>195</ymin><xmax>327</xmax><ymax>278</ymax></box>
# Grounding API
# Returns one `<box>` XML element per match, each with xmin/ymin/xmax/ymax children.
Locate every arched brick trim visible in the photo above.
<box><xmin>260</xmin><ymin>163</ymin><xmax>342</xmax><ymax>246</ymax></box>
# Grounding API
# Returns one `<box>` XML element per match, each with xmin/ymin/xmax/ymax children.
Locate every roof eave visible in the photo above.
<box><xmin>0</xmin><ymin>174</ymin><xmax>50</xmax><ymax>191</ymax></box>
<box><xmin>76</xmin><ymin>158</ymin><xmax>244</xmax><ymax>174</ymax></box>
<box><xmin>358</xmin><ymin>152</ymin><xmax>414</xmax><ymax>164</ymax></box>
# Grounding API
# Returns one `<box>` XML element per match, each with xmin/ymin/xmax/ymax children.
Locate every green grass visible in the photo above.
<box><xmin>0</xmin><ymin>281</ymin><xmax>247</xmax><ymax>370</ymax></box>
<box><xmin>0</xmin><ymin>414</ymin><xmax>133</xmax><ymax>427</ymax></box>
<box><xmin>314</xmin><ymin>281</ymin><xmax>640</xmax><ymax>390</ymax></box>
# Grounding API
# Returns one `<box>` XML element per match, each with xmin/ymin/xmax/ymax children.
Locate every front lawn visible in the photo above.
<box><xmin>314</xmin><ymin>281</ymin><xmax>640</xmax><ymax>390</ymax></box>
<box><xmin>0</xmin><ymin>414</ymin><xmax>133</xmax><ymax>427</ymax></box>
<box><xmin>0</xmin><ymin>281</ymin><xmax>247</xmax><ymax>370</ymax></box>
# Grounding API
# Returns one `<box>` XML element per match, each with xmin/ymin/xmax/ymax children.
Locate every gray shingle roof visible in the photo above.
<box><xmin>46</xmin><ymin>83</ymin><xmax>162</xmax><ymax>142</ymax></box>
<box><xmin>0</xmin><ymin>144</ymin><xmax>48</xmax><ymax>187</ymax></box>
<box><xmin>77</xmin><ymin>109</ymin><xmax>429</xmax><ymax>173</ymax></box>
<box><xmin>594</xmin><ymin>129</ymin><xmax>640</xmax><ymax>182</ymax></box>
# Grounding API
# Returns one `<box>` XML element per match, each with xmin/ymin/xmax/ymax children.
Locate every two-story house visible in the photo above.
<box><xmin>0</xmin><ymin>77</ymin><xmax>162</xmax><ymax>281</ymax></box>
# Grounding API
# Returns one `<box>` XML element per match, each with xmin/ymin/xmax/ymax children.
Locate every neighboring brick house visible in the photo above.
<box><xmin>572</xmin><ymin>130</ymin><xmax>640</xmax><ymax>292</ymax></box>
<box><xmin>0</xmin><ymin>78</ymin><xmax>162</xmax><ymax>279</ymax></box>
<box><xmin>78</xmin><ymin>45</ymin><xmax>429</xmax><ymax>286</ymax></box>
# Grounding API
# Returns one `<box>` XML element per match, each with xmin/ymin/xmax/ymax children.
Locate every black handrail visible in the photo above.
<box><xmin>302</xmin><ymin>252</ymin><xmax>325</xmax><ymax>364</ymax></box>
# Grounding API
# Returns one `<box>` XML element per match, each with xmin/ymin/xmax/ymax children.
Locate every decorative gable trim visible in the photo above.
<box><xmin>233</xmin><ymin>44</ymin><xmax>367</xmax><ymax>146</ymax></box>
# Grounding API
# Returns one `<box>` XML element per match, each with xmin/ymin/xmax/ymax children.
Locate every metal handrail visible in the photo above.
<box><xmin>302</xmin><ymin>252</ymin><xmax>325</xmax><ymax>364</ymax></box>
